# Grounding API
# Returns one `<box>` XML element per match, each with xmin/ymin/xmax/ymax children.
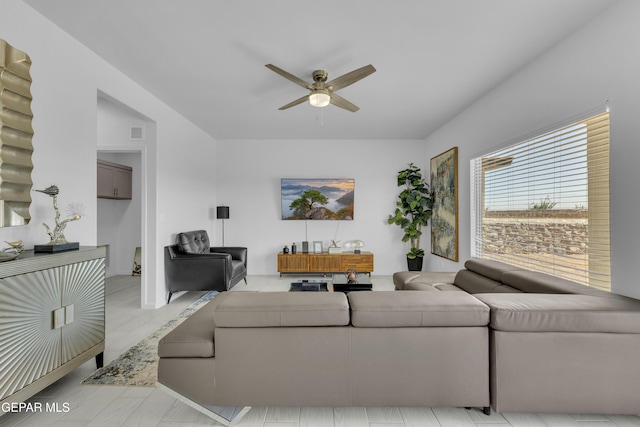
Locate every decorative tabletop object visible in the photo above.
<box><xmin>0</xmin><ymin>250</ymin><xmax>19</xmax><ymax>262</ymax></box>
<box><xmin>328</xmin><ymin>239</ymin><xmax>342</xmax><ymax>254</ymax></box>
<box><xmin>344</xmin><ymin>239</ymin><xmax>365</xmax><ymax>254</ymax></box>
<box><xmin>344</xmin><ymin>268</ymin><xmax>358</xmax><ymax>283</ymax></box>
<box><xmin>0</xmin><ymin>240</ymin><xmax>23</xmax><ymax>261</ymax></box>
<box><xmin>34</xmin><ymin>185</ymin><xmax>81</xmax><ymax>252</ymax></box>
<box><xmin>4</xmin><ymin>240</ymin><xmax>25</xmax><ymax>253</ymax></box>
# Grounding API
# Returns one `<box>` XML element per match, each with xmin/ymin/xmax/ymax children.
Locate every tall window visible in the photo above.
<box><xmin>471</xmin><ymin>112</ymin><xmax>610</xmax><ymax>291</ymax></box>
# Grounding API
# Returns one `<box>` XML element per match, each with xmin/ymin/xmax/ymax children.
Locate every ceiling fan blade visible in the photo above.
<box><xmin>326</xmin><ymin>64</ymin><xmax>376</xmax><ymax>91</ymax></box>
<box><xmin>265</xmin><ymin>64</ymin><xmax>313</xmax><ymax>90</ymax></box>
<box><xmin>330</xmin><ymin>93</ymin><xmax>359</xmax><ymax>112</ymax></box>
<box><xmin>278</xmin><ymin>94</ymin><xmax>309</xmax><ymax>110</ymax></box>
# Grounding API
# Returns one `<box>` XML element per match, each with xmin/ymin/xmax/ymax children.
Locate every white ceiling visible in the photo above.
<box><xmin>24</xmin><ymin>0</ymin><xmax>615</xmax><ymax>140</ymax></box>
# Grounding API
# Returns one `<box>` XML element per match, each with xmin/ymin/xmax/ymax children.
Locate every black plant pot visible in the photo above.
<box><xmin>407</xmin><ymin>256</ymin><xmax>424</xmax><ymax>271</ymax></box>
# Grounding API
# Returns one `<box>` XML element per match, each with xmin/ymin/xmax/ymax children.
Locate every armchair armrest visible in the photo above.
<box><xmin>211</xmin><ymin>247</ymin><xmax>247</xmax><ymax>267</ymax></box>
<box><xmin>168</xmin><ymin>245</ymin><xmax>232</xmax><ymax>263</ymax></box>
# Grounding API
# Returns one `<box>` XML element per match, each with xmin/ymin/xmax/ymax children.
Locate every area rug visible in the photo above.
<box><xmin>81</xmin><ymin>291</ymin><xmax>219</xmax><ymax>387</ymax></box>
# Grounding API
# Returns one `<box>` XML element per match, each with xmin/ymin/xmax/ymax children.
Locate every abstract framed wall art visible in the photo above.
<box><xmin>430</xmin><ymin>147</ymin><xmax>458</xmax><ymax>261</ymax></box>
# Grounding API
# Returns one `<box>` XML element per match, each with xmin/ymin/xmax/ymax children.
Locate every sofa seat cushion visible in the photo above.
<box><xmin>393</xmin><ymin>271</ymin><xmax>457</xmax><ymax>291</ymax></box>
<box><xmin>214</xmin><ymin>292</ymin><xmax>350</xmax><ymax>327</ymax></box>
<box><xmin>229</xmin><ymin>260</ymin><xmax>247</xmax><ymax>283</ymax></box>
<box><xmin>475</xmin><ymin>293</ymin><xmax>640</xmax><ymax>333</ymax></box>
<box><xmin>158</xmin><ymin>292</ymin><xmax>231</xmax><ymax>358</ymax></box>
<box><xmin>348</xmin><ymin>291</ymin><xmax>489</xmax><ymax>328</ymax></box>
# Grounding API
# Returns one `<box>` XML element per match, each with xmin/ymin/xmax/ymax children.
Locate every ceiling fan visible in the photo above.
<box><xmin>265</xmin><ymin>63</ymin><xmax>376</xmax><ymax>112</ymax></box>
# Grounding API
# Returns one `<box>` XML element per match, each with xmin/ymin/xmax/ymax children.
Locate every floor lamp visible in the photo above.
<box><xmin>216</xmin><ymin>206</ymin><xmax>229</xmax><ymax>246</ymax></box>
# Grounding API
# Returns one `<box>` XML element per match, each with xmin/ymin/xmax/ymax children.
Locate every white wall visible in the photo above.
<box><xmin>422</xmin><ymin>0</ymin><xmax>640</xmax><ymax>298</ymax></box>
<box><xmin>215</xmin><ymin>139</ymin><xmax>425</xmax><ymax>275</ymax></box>
<box><xmin>0</xmin><ymin>0</ymin><xmax>217</xmax><ymax>308</ymax></box>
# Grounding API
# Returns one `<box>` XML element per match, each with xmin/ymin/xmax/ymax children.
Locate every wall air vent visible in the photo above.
<box><xmin>129</xmin><ymin>126</ymin><xmax>145</xmax><ymax>141</ymax></box>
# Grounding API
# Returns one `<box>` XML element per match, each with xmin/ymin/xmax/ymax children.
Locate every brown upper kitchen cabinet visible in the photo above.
<box><xmin>97</xmin><ymin>159</ymin><xmax>132</xmax><ymax>200</ymax></box>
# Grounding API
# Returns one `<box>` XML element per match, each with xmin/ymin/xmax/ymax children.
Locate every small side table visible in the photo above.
<box><xmin>332</xmin><ymin>274</ymin><xmax>373</xmax><ymax>292</ymax></box>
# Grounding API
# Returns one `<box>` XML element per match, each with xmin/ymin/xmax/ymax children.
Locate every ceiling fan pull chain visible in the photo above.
<box><xmin>317</xmin><ymin>107</ymin><xmax>324</xmax><ymax>126</ymax></box>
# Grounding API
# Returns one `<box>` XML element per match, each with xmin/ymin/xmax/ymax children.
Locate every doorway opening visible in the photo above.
<box><xmin>97</xmin><ymin>91</ymin><xmax>156</xmax><ymax>308</ymax></box>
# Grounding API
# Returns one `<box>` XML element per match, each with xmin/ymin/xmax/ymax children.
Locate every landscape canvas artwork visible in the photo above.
<box><xmin>281</xmin><ymin>178</ymin><xmax>354</xmax><ymax>220</ymax></box>
<box><xmin>430</xmin><ymin>147</ymin><xmax>459</xmax><ymax>261</ymax></box>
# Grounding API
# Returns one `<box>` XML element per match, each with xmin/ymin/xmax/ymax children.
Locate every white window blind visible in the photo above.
<box><xmin>471</xmin><ymin>112</ymin><xmax>610</xmax><ymax>291</ymax></box>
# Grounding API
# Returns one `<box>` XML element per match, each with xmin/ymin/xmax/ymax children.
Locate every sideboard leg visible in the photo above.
<box><xmin>95</xmin><ymin>352</ymin><xmax>104</xmax><ymax>369</ymax></box>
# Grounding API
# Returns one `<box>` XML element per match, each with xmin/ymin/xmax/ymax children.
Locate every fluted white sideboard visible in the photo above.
<box><xmin>0</xmin><ymin>246</ymin><xmax>106</xmax><ymax>407</ymax></box>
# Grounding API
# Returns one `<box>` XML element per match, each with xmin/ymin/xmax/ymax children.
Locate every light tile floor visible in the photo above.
<box><xmin>1</xmin><ymin>275</ymin><xmax>639</xmax><ymax>426</ymax></box>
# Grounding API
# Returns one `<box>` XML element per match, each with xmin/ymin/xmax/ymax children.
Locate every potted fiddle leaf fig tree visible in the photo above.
<box><xmin>387</xmin><ymin>163</ymin><xmax>433</xmax><ymax>271</ymax></box>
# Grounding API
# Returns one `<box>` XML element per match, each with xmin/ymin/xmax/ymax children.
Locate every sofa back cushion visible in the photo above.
<box><xmin>464</xmin><ymin>258</ymin><xmax>524</xmax><ymax>281</ymax></box>
<box><xmin>176</xmin><ymin>230</ymin><xmax>210</xmax><ymax>254</ymax></box>
<box><xmin>214</xmin><ymin>292</ymin><xmax>350</xmax><ymax>327</ymax></box>
<box><xmin>392</xmin><ymin>271</ymin><xmax>458</xmax><ymax>291</ymax></box>
<box><xmin>348</xmin><ymin>291</ymin><xmax>489</xmax><ymax>327</ymax></box>
<box><xmin>454</xmin><ymin>270</ymin><xmax>521</xmax><ymax>294</ymax></box>
<box><xmin>452</xmin><ymin>258</ymin><xmax>524</xmax><ymax>294</ymax></box>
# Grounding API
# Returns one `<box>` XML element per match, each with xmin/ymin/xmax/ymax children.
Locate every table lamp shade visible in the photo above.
<box><xmin>216</xmin><ymin>206</ymin><xmax>230</xmax><ymax>219</ymax></box>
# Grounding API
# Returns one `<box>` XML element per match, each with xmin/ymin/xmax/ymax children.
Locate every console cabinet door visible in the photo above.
<box><xmin>309</xmin><ymin>254</ymin><xmax>341</xmax><ymax>272</ymax></box>
<box><xmin>277</xmin><ymin>253</ymin><xmax>308</xmax><ymax>273</ymax></box>
<box><xmin>60</xmin><ymin>258</ymin><xmax>105</xmax><ymax>363</ymax></box>
<box><xmin>340</xmin><ymin>253</ymin><xmax>374</xmax><ymax>272</ymax></box>
<box><xmin>0</xmin><ymin>268</ymin><xmax>63</xmax><ymax>400</ymax></box>
<box><xmin>0</xmin><ymin>255</ymin><xmax>106</xmax><ymax>401</ymax></box>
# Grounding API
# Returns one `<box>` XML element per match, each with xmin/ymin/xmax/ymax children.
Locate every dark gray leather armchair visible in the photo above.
<box><xmin>164</xmin><ymin>230</ymin><xmax>247</xmax><ymax>303</ymax></box>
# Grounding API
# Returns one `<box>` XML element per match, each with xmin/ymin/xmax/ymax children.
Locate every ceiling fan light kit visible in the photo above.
<box><xmin>309</xmin><ymin>89</ymin><xmax>330</xmax><ymax>107</ymax></box>
<box><xmin>265</xmin><ymin>63</ymin><xmax>376</xmax><ymax>112</ymax></box>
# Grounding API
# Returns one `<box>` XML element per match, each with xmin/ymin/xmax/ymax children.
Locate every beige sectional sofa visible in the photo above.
<box><xmin>158</xmin><ymin>291</ymin><xmax>491</xmax><ymax>424</ymax></box>
<box><xmin>157</xmin><ymin>258</ymin><xmax>640</xmax><ymax>424</ymax></box>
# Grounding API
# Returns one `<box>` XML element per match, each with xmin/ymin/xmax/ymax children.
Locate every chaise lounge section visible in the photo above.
<box><xmin>394</xmin><ymin>258</ymin><xmax>640</xmax><ymax>414</ymax></box>
<box><xmin>476</xmin><ymin>292</ymin><xmax>640</xmax><ymax>414</ymax></box>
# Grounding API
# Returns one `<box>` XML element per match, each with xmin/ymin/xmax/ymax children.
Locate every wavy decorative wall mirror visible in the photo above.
<box><xmin>0</xmin><ymin>39</ymin><xmax>34</xmax><ymax>227</ymax></box>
